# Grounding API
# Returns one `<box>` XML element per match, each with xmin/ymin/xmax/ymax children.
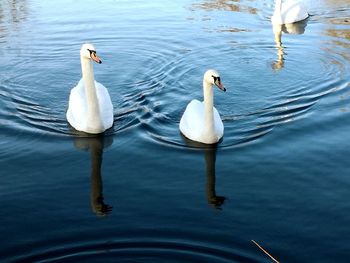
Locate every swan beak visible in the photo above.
<box><xmin>91</xmin><ymin>52</ymin><xmax>102</xmax><ymax>64</ymax></box>
<box><xmin>215</xmin><ymin>81</ymin><xmax>226</xmax><ymax>92</ymax></box>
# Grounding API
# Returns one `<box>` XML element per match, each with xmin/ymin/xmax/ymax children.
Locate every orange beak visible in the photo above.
<box><xmin>91</xmin><ymin>52</ymin><xmax>102</xmax><ymax>64</ymax></box>
<box><xmin>216</xmin><ymin>82</ymin><xmax>226</xmax><ymax>92</ymax></box>
<box><xmin>214</xmin><ymin>80</ymin><xmax>226</xmax><ymax>92</ymax></box>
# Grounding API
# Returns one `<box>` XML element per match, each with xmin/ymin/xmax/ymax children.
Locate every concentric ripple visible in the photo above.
<box><xmin>10</xmin><ymin>236</ymin><xmax>258</xmax><ymax>263</ymax></box>
<box><xmin>1</xmin><ymin>0</ymin><xmax>349</xmax><ymax>152</ymax></box>
<box><xmin>141</xmin><ymin>42</ymin><xmax>350</xmax><ymax>149</ymax></box>
<box><xmin>1</xmin><ymin>1</ymin><xmax>350</xmax><ymax>262</ymax></box>
<box><xmin>137</xmin><ymin>1</ymin><xmax>350</xmax><ymax>150</ymax></box>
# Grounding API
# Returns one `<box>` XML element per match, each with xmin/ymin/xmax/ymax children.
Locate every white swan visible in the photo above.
<box><xmin>271</xmin><ymin>0</ymin><xmax>309</xmax><ymax>25</ymax></box>
<box><xmin>180</xmin><ymin>70</ymin><xmax>226</xmax><ymax>144</ymax></box>
<box><xmin>67</xmin><ymin>43</ymin><xmax>113</xmax><ymax>134</ymax></box>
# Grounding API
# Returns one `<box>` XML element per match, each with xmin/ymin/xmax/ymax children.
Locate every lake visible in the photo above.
<box><xmin>1</xmin><ymin>0</ymin><xmax>350</xmax><ymax>262</ymax></box>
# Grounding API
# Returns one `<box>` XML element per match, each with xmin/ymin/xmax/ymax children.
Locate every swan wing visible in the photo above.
<box><xmin>179</xmin><ymin>99</ymin><xmax>204</xmax><ymax>141</ymax></box>
<box><xmin>66</xmin><ymin>79</ymin><xmax>87</xmax><ymax>131</ymax></box>
<box><xmin>213</xmin><ymin>106</ymin><xmax>224</xmax><ymax>139</ymax></box>
<box><xmin>271</xmin><ymin>0</ymin><xmax>308</xmax><ymax>24</ymax></box>
<box><xmin>95</xmin><ymin>81</ymin><xmax>114</xmax><ymax>130</ymax></box>
<box><xmin>282</xmin><ymin>0</ymin><xmax>308</xmax><ymax>24</ymax></box>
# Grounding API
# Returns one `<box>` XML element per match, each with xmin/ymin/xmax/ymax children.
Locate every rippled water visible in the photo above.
<box><xmin>1</xmin><ymin>0</ymin><xmax>350</xmax><ymax>262</ymax></box>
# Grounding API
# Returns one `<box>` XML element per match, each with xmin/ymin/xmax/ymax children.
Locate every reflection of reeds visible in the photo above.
<box><xmin>0</xmin><ymin>0</ymin><xmax>28</xmax><ymax>23</ymax></box>
<box><xmin>251</xmin><ymin>240</ymin><xmax>280</xmax><ymax>263</ymax></box>
<box><xmin>0</xmin><ymin>0</ymin><xmax>28</xmax><ymax>38</ymax></box>
<box><xmin>191</xmin><ymin>0</ymin><xmax>258</xmax><ymax>15</ymax></box>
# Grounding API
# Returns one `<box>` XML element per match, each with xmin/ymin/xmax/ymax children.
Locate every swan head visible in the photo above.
<box><xmin>204</xmin><ymin>69</ymin><xmax>226</xmax><ymax>92</ymax></box>
<box><xmin>80</xmin><ymin>43</ymin><xmax>102</xmax><ymax>64</ymax></box>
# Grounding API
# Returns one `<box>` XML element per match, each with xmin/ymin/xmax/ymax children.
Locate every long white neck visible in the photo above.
<box><xmin>81</xmin><ymin>56</ymin><xmax>103</xmax><ymax>133</ymax></box>
<box><xmin>203</xmin><ymin>80</ymin><xmax>215</xmax><ymax>135</ymax></box>
<box><xmin>274</xmin><ymin>0</ymin><xmax>282</xmax><ymax>17</ymax></box>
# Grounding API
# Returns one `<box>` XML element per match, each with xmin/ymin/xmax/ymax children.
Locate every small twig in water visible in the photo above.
<box><xmin>251</xmin><ymin>240</ymin><xmax>280</xmax><ymax>263</ymax></box>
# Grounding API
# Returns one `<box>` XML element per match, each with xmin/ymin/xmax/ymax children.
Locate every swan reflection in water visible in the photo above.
<box><xmin>272</xmin><ymin>18</ymin><xmax>308</xmax><ymax>71</ymax></box>
<box><xmin>73</xmin><ymin>134</ymin><xmax>113</xmax><ymax>216</ymax></box>
<box><xmin>182</xmin><ymin>136</ymin><xmax>227</xmax><ymax>209</ymax></box>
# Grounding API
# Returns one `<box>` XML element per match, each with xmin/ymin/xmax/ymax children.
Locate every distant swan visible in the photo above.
<box><xmin>271</xmin><ymin>0</ymin><xmax>309</xmax><ymax>25</ymax></box>
<box><xmin>66</xmin><ymin>43</ymin><xmax>113</xmax><ymax>134</ymax></box>
<box><xmin>180</xmin><ymin>70</ymin><xmax>226</xmax><ymax>144</ymax></box>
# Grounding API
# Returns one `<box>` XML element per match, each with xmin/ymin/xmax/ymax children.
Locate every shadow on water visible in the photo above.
<box><xmin>181</xmin><ymin>134</ymin><xmax>227</xmax><ymax>210</ymax></box>
<box><xmin>272</xmin><ymin>18</ymin><xmax>309</xmax><ymax>71</ymax></box>
<box><xmin>73</xmin><ymin>134</ymin><xmax>113</xmax><ymax>217</ymax></box>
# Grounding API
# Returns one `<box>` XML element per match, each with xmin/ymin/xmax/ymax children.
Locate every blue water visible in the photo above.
<box><xmin>1</xmin><ymin>0</ymin><xmax>350</xmax><ymax>262</ymax></box>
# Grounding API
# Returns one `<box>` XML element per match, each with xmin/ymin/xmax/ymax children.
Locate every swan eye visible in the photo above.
<box><xmin>212</xmin><ymin>75</ymin><xmax>221</xmax><ymax>84</ymax></box>
<box><xmin>87</xmin><ymin>49</ymin><xmax>96</xmax><ymax>57</ymax></box>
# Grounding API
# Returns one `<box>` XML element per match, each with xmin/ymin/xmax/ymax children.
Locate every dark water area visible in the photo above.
<box><xmin>1</xmin><ymin>0</ymin><xmax>350</xmax><ymax>262</ymax></box>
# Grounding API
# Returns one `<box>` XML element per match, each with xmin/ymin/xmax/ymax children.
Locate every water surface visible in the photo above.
<box><xmin>1</xmin><ymin>0</ymin><xmax>350</xmax><ymax>262</ymax></box>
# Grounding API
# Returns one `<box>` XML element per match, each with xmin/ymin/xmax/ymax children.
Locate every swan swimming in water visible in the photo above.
<box><xmin>66</xmin><ymin>43</ymin><xmax>113</xmax><ymax>134</ymax></box>
<box><xmin>271</xmin><ymin>0</ymin><xmax>309</xmax><ymax>25</ymax></box>
<box><xmin>179</xmin><ymin>69</ymin><xmax>226</xmax><ymax>144</ymax></box>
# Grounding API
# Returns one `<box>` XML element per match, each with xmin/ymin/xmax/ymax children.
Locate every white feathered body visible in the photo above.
<box><xmin>67</xmin><ymin>79</ymin><xmax>113</xmax><ymax>133</ymax></box>
<box><xmin>180</xmin><ymin>99</ymin><xmax>224</xmax><ymax>144</ymax></box>
<box><xmin>271</xmin><ymin>0</ymin><xmax>309</xmax><ymax>25</ymax></box>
